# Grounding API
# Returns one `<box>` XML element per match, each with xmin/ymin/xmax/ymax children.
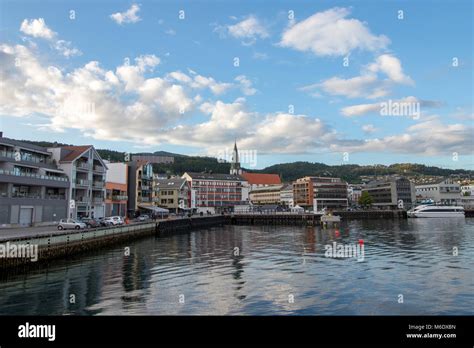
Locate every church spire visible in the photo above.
<box><xmin>230</xmin><ymin>140</ymin><xmax>242</xmax><ymax>175</ymax></box>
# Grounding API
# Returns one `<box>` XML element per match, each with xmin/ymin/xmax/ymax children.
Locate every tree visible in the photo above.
<box><xmin>359</xmin><ymin>191</ymin><xmax>374</xmax><ymax>207</ymax></box>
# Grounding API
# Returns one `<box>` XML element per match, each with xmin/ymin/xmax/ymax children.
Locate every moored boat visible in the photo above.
<box><xmin>407</xmin><ymin>205</ymin><xmax>465</xmax><ymax>218</ymax></box>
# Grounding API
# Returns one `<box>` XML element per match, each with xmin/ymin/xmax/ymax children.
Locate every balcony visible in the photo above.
<box><xmin>93</xmin><ymin>197</ymin><xmax>104</xmax><ymax>204</ymax></box>
<box><xmin>112</xmin><ymin>195</ymin><xmax>128</xmax><ymax>201</ymax></box>
<box><xmin>152</xmin><ymin>197</ymin><xmax>160</xmax><ymax>202</ymax></box>
<box><xmin>93</xmin><ymin>165</ymin><xmax>105</xmax><ymax>173</ymax></box>
<box><xmin>76</xmin><ymin>162</ymin><xmax>92</xmax><ymax>171</ymax></box>
<box><xmin>76</xmin><ymin>179</ymin><xmax>90</xmax><ymax>186</ymax></box>
<box><xmin>141</xmin><ymin>185</ymin><xmax>150</xmax><ymax>190</ymax></box>
<box><xmin>0</xmin><ymin>169</ymin><xmax>69</xmax><ymax>182</ymax></box>
<box><xmin>92</xmin><ymin>181</ymin><xmax>104</xmax><ymax>189</ymax></box>
<box><xmin>75</xmin><ymin>196</ymin><xmax>89</xmax><ymax>205</ymax></box>
<box><xmin>46</xmin><ymin>194</ymin><xmax>66</xmax><ymax>200</ymax></box>
<box><xmin>140</xmin><ymin>197</ymin><xmax>150</xmax><ymax>203</ymax></box>
<box><xmin>11</xmin><ymin>192</ymin><xmax>42</xmax><ymax>199</ymax></box>
<box><xmin>0</xmin><ymin>150</ymin><xmax>53</xmax><ymax>165</ymax></box>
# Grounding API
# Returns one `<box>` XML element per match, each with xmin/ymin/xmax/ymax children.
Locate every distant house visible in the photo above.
<box><xmin>153</xmin><ymin>177</ymin><xmax>191</xmax><ymax>213</ymax></box>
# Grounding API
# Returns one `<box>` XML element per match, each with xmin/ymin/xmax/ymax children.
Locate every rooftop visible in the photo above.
<box><xmin>184</xmin><ymin>172</ymin><xmax>245</xmax><ymax>181</ymax></box>
<box><xmin>241</xmin><ymin>172</ymin><xmax>281</xmax><ymax>185</ymax></box>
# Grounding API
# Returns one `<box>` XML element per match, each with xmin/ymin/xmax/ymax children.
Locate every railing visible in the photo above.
<box><xmin>76</xmin><ymin>179</ymin><xmax>90</xmax><ymax>186</ymax></box>
<box><xmin>112</xmin><ymin>195</ymin><xmax>128</xmax><ymax>201</ymax></box>
<box><xmin>93</xmin><ymin>165</ymin><xmax>105</xmax><ymax>172</ymax></box>
<box><xmin>93</xmin><ymin>198</ymin><xmax>104</xmax><ymax>204</ymax></box>
<box><xmin>76</xmin><ymin>162</ymin><xmax>91</xmax><ymax>170</ymax></box>
<box><xmin>0</xmin><ymin>150</ymin><xmax>53</xmax><ymax>164</ymax></box>
<box><xmin>46</xmin><ymin>194</ymin><xmax>66</xmax><ymax>200</ymax></box>
<box><xmin>140</xmin><ymin>197</ymin><xmax>150</xmax><ymax>203</ymax></box>
<box><xmin>141</xmin><ymin>185</ymin><xmax>150</xmax><ymax>190</ymax></box>
<box><xmin>75</xmin><ymin>197</ymin><xmax>88</xmax><ymax>203</ymax></box>
<box><xmin>93</xmin><ymin>181</ymin><xmax>104</xmax><ymax>188</ymax></box>
<box><xmin>0</xmin><ymin>169</ymin><xmax>69</xmax><ymax>182</ymax></box>
<box><xmin>11</xmin><ymin>192</ymin><xmax>42</xmax><ymax>199</ymax></box>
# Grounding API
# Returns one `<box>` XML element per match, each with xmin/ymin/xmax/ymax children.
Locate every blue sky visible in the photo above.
<box><xmin>0</xmin><ymin>0</ymin><xmax>472</xmax><ymax>169</ymax></box>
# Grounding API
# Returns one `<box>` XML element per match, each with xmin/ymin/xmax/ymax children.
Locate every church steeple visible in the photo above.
<box><xmin>230</xmin><ymin>141</ymin><xmax>242</xmax><ymax>175</ymax></box>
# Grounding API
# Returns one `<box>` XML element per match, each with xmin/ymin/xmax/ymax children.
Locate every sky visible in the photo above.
<box><xmin>0</xmin><ymin>0</ymin><xmax>472</xmax><ymax>170</ymax></box>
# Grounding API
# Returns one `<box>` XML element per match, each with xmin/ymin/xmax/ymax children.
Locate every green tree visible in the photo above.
<box><xmin>358</xmin><ymin>191</ymin><xmax>374</xmax><ymax>207</ymax></box>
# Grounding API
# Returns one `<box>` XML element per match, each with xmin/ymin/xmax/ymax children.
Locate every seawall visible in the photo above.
<box><xmin>0</xmin><ymin>216</ymin><xmax>226</xmax><ymax>270</ymax></box>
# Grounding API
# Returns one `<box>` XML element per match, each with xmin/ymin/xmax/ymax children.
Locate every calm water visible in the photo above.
<box><xmin>0</xmin><ymin>219</ymin><xmax>473</xmax><ymax>315</ymax></box>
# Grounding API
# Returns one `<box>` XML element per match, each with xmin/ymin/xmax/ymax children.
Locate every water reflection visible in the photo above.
<box><xmin>0</xmin><ymin>218</ymin><xmax>473</xmax><ymax>315</ymax></box>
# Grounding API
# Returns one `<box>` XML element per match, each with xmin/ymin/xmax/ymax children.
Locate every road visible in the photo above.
<box><xmin>0</xmin><ymin>219</ymin><xmax>155</xmax><ymax>241</ymax></box>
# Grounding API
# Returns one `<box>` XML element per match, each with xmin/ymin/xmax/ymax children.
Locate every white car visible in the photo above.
<box><xmin>105</xmin><ymin>216</ymin><xmax>124</xmax><ymax>225</ymax></box>
<box><xmin>57</xmin><ymin>219</ymin><xmax>87</xmax><ymax>230</ymax></box>
<box><xmin>138</xmin><ymin>214</ymin><xmax>150</xmax><ymax>221</ymax></box>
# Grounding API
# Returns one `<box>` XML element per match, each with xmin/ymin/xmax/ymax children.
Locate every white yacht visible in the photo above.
<box><xmin>407</xmin><ymin>205</ymin><xmax>465</xmax><ymax>218</ymax></box>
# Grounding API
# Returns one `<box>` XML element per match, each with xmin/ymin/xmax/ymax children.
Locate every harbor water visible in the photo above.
<box><xmin>0</xmin><ymin>218</ymin><xmax>473</xmax><ymax>315</ymax></box>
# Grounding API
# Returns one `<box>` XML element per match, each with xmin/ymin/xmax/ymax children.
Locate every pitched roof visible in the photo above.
<box><xmin>155</xmin><ymin>178</ymin><xmax>186</xmax><ymax>189</ymax></box>
<box><xmin>60</xmin><ymin>145</ymin><xmax>92</xmax><ymax>162</ymax></box>
<box><xmin>241</xmin><ymin>172</ymin><xmax>281</xmax><ymax>185</ymax></box>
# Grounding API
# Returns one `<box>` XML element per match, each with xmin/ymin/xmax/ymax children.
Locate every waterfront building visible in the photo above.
<box><xmin>293</xmin><ymin>176</ymin><xmax>348</xmax><ymax>211</ymax></box>
<box><xmin>348</xmin><ymin>184</ymin><xmax>363</xmax><ymax>206</ymax></box>
<box><xmin>280</xmin><ymin>184</ymin><xmax>294</xmax><ymax>207</ymax></box>
<box><xmin>132</xmin><ymin>154</ymin><xmax>174</xmax><ymax>164</ymax></box>
<box><xmin>461</xmin><ymin>183</ymin><xmax>474</xmax><ymax>196</ymax></box>
<box><xmin>48</xmin><ymin>145</ymin><xmax>107</xmax><ymax>219</ymax></box>
<box><xmin>153</xmin><ymin>177</ymin><xmax>191</xmax><ymax>213</ymax></box>
<box><xmin>127</xmin><ymin>161</ymin><xmax>154</xmax><ymax>216</ymax></box>
<box><xmin>241</xmin><ymin>172</ymin><xmax>282</xmax><ymax>190</ymax></box>
<box><xmin>249</xmin><ymin>184</ymin><xmax>284</xmax><ymax>205</ymax></box>
<box><xmin>415</xmin><ymin>178</ymin><xmax>461</xmax><ymax>205</ymax></box>
<box><xmin>0</xmin><ymin>135</ymin><xmax>69</xmax><ymax>227</ymax></box>
<box><xmin>363</xmin><ymin>177</ymin><xmax>415</xmax><ymax>209</ymax></box>
<box><xmin>104</xmin><ymin>162</ymin><xmax>128</xmax><ymax>217</ymax></box>
<box><xmin>182</xmin><ymin>172</ymin><xmax>247</xmax><ymax>213</ymax></box>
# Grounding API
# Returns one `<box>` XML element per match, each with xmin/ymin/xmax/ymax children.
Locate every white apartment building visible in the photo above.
<box><xmin>415</xmin><ymin>178</ymin><xmax>461</xmax><ymax>205</ymax></box>
<box><xmin>48</xmin><ymin>145</ymin><xmax>108</xmax><ymax>219</ymax></box>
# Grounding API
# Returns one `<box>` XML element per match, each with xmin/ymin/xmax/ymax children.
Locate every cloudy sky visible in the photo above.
<box><xmin>0</xmin><ymin>0</ymin><xmax>472</xmax><ymax>169</ymax></box>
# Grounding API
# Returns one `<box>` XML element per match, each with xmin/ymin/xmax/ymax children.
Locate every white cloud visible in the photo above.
<box><xmin>0</xmin><ymin>44</ymin><xmax>194</xmax><ymax>144</ymax></box>
<box><xmin>20</xmin><ymin>18</ymin><xmax>56</xmax><ymax>39</ymax></box>
<box><xmin>235</xmin><ymin>75</ymin><xmax>257</xmax><ymax>96</ymax></box>
<box><xmin>110</xmin><ymin>4</ymin><xmax>141</xmax><ymax>25</ymax></box>
<box><xmin>215</xmin><ymin>15</ymin><xmax>269</xmax><ymax>45</ymax></box>
<box><xmin>302</xmin><ymin>54</ymin><xmax>413</xmax><ymax>99</ymax></box>
<box><xmin>167</xmin><ymin>71</ymin><xmax>233</xmax><ymax>95</ymax></box>
<box><xmin>367</xmin><ymin>54</ymin><xmax>414</xmax><ymax>85</ymax></box>
<box><xmin>280</xmin><ymin>7</ymin><xmax>389</xmax><ymax>56</ymax></box>
<box><xmin>332</xmin><ymin>116</ymin><xmax>473</xmax><ymax>155</ymax></box>
<box><xmin>19</xmin><ymin>18</ymin><xmax>81</xmax><ymax>57</ymax></box>
<box><xmin>341</xmin><ymin>96</ymin><xmax>442</xmax><ymax>116</ymax></box>
<box><xmin>362</xmin><ymin>124</ymin><xmax>377</xmax><ymax>134</ymax></box>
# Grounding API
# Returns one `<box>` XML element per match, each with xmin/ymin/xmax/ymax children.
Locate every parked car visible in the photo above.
<box><xmin>105</xmin><ymin>216</ymin><xmax>124</xmax><ymax>225</ymax></box>
<box><xmin>57</xmin><ymin>219</ymin><xmax>87</xmax><ymax>230</ymax></box>
<box><xmin>95</xmin><ymin>217</ymin><xmax>111</xmax><ymax>227</ymax></box>
<box><xmin>138</xmin><ymin>214</ymin><xmax>150</xmax><ymax>221</ymax></box>
<box><xmin>80</xmin><ymin>217</ymin><xmax>100</xmax><ymax>228</ymax></box>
